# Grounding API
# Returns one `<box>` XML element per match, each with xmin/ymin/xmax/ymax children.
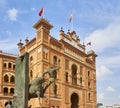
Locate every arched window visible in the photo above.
<box><xmin>4</xmin><ymin>87</ymin><xmax>8</xmax><ymax>95</ymax></box>
<box><xmin>8</xmin><ymin>63</ymin><xmax>12</xmax><ymax>69</ymax></box>
<box><xmin>53</xmin><ymin>56</ymin><xmax>57</xmax><ymax>64</ymax></box>
<box><xmin>72</xmin><ymin>65</ymin><xmax>77</xmax><ymax>84</ymax></box>
<box><xmin>30</xmin><ymin>56</ymin><xmax>33</xmax><ymax>64</ymax></box>
<box><xmin>4</xmin><ymin>74</ymin><xmax>9</xmax><ymax>82</ymax></box>
<box><xmin>10</xmin><ymin>75</ymin><xmax>15</xmax><ymax>83</ymax></box>
<box><xmin>5</xmin><ymin>101</ymin><xmax>12</xmax><ymax>107</ymax></box>
<box><xmin>10</xmin><ymin>88</ymin><xmax>14</xmax><ymax>95</ymax></box>
<box><xmin>3</xmin><ymin>63</ymin><xmax>7</xmax><ymax>68</ymax></box>
<box><xmin>51</xmin><ymin>106</ymin><xmax>55</xmax><ymax>108</ymax></box>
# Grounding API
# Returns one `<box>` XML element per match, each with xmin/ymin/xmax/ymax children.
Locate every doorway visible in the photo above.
<box><xmin>71</xmin><ymin>93</ymin><xmax>79</xmax><ymax>108</ymax></box>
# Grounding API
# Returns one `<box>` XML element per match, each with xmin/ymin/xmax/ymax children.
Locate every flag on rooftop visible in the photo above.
<box><xmin>69</xmin><ymin>13</ymin><xmax>73</xmax><ymax>23</ymax></box>
<box><xmin>39</xmin><ymin>7</ymin><xmax>44</xmax><ymax>16</ymax></box>
<box><xmin>87</xmin><ymin>42</ymin><xmax>91</xmax><ymax>46</ymax></box>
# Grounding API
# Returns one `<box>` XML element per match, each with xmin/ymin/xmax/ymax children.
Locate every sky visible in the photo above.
<box><xmin>0</xmin><ymin>0</ymin><xmax>120</xmax><ymax>106</ymax></box>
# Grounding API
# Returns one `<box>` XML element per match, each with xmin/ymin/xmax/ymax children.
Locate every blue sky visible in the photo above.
<box><xmin>0</xmin><ymin>0</ymin><xmax>120</xmax><ymax>106</ymax></box>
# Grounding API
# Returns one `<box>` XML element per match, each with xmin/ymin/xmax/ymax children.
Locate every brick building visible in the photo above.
<box><xmin>17</xmin><ymin>18</ymin><xmax>97</xmax><ymax>108</ymax></box>
<box><xmin>0</xmin><ymin>51</ymin><xmax>17</xmax><ymax>107</ymax></box>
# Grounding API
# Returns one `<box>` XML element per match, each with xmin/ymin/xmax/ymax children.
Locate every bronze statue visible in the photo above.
<box><xmin>28</xmin><ymin>73</ymin><xmax>46</xmax><ymax>105</ymax></box>
<box><xmin>43</xmin><ymin>59</ymin><xmax>60</xmax><ymax>97</ymax></box>
<box><xmin>28</xmin><ymin>59</ymin><xmax>60</xmax><ymax>105</ymax></box>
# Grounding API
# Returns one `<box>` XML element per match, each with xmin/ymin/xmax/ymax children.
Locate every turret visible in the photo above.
<box><xmin>17</xmin><ymin>39</ymin><xmax>24</xmax><ymax>56</ymax></box>
<box><xmin>33</xmin><ymin>18</ymin><xmax>53</xmax><ymax>44</ymax></box>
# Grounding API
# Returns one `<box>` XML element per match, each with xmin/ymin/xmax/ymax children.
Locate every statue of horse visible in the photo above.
<box><xmin>28</xmin><ymin>59</ymin><xmax>60</xmax><ymax>106</ymax></box>
<box><xmin>29</xmin><ymin>76</ymin><xmax>46</xmax><ymax>105</ymax></box>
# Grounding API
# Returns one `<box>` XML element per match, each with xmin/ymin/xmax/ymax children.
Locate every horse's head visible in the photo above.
<box><xmin>35</xmin><ymin>77</ymin><xmax>45</xmax><ymax>84</ymax></box>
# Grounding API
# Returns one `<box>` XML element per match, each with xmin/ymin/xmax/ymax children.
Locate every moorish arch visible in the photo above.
<box><xmin>3</xmin><ymin>73</ymin><xmax>15</xmax><ymax>83</ymax></box>
<box><xmin>4</xmin><ymin>74</ymin><xmax>9</xmax><ymax>82</ymax></box>
<box><xmin>71</xmin><ymin>93</ymin><xmax>79</xmax><ymax>108</ymax></box>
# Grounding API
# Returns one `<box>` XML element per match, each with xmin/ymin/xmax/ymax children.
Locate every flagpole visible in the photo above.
<box><xmin>71</xmin><ymin>18</ymin><xmax>74</xmax><ymax>31</ymax></box>
<box><xmin>42</xmin><ymin>7</ymin><xmax>45</xmax><ymax>18</ymax></box>
<box><xmin>86</xmin><ymin>42</ymin><xmax>92</xmax><ymax>51</ymax></box>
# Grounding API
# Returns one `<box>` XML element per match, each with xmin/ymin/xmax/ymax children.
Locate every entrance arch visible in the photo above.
<box><xmin>71</xmin><ymin>93</ymin><xmax>79</xmax><ymax>108</ymax></box>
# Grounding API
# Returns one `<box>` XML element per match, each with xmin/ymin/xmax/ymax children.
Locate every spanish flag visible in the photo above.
<box><xmin>39</xmin><ymin>7</ymin><xmax>44</xmax><ymax>16</ymax></box>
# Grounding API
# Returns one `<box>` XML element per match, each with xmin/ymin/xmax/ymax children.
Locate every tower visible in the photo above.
<box><xmin>17</xmin><ymin>18</ymin><xmax>97</xmax><ymax>108</ymax></box>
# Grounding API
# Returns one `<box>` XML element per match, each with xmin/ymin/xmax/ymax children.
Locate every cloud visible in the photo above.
<box><xmin>118</xmin><ymin>95</ymin><xmax>120</xmax><ymax>99</ymax></box>
<box><xmin>97</xmin><ymin>93</ymin><xmax>104</xmax><ymax>102</ymax></box>
<box><xmin>31</xmin><ymin>8</ymin><xmax>36</xmax><ymax>11</ymax></box>
<box><xmin>102</xmin><ymin>55</ymin><xmax>120</xmax><ymax>68</ymax></box>
<box><xmin>97</xmin><ymin>54</ymin><xmax>120</xmax><ymax>69</ymax></box>
<box><xmin>106</xmin><ymin>86</ymin><xmax>115</xmax><ymax>92</ymax></box>
<box><xmin>96</xmin><ymin>65</ymin><xmax>113</xmax><ymax>78</ymax></box>
<box><xmin>84</xmin><ymin>20</ymin><xmax>120</xmax><ymax>53</ymax></box>
<box><xmin>5</xmin><ymin>31</ymin><xmax>12</xmax><ymax>36</ymax></box>
<box><xmin>7</xmin><ymin>8</ymin><xmax>18</xmax><ymax>21</ymax></box>
<box><xmin>0</xmin><ymin>39</ymin><xmax>17</xmax><ymax>51</ymax></box>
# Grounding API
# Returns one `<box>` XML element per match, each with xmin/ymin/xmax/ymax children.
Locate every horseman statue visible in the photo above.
<box><xmin>28</xmin><ymin>59</ymin><xmax>60</xmax><ymax>105</ymax></box>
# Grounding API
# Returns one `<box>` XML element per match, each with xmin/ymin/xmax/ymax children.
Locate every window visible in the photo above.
<box><xmin>88</xmin><ymin>93</ymin><xmax>91</xmax><ymax>101</ymax></box>
<box><xmin>80</xmin><ymin>77</ymin><xmax>82</xmax><ymax>84</ymax></box>
<box><xmin>44</xmin><ymin>34</ymin><xmax>48</xmax><ymax>42</ymax></box>
<box><xmin>72</xmin><ymin>65</ymin><xmax>77</xmax><ymax>84</ymax></box>
<box><xmin>10</xmin><ymin>75</ymin><xmax>15</xmax><ymax>83</ymax></box>
<box><xmin>30</xmin><ymin>56</ymin><xmax>33</xmax><ymax>64</ymax></box>
<box><xmin>44</xmin><ymin>48</ymin><xmax>48</xmax><ymax>60</ymax></box>
<box><xmin>88</xmin><ymin>71</ymin><xmax>90</xmax><ymax>77</ymax></box>
<box><xmin>56</xmin><ymin>106</ymin><xmax>60</xmax><ymax>108</ymax></box>
<box><xmin>66</xmin><ymin>72</ymin><xmax>68</xmax><ymax>82</ymax></box>
<box><xmin>10</xmin><ymin>88</ymin><xmax>14</xmax><ymax>95</ymax></box>
<box><xmin>13</xmin><ymin>64</ymin><xmax>15</xmax><ymax>70</ymax></box>
<box><xmin>30</xmin><ymin>70</ymin><xmax>33</xmax><ymax>78</ymax></box>
<box><xmin>80</xmin><ymin>66</ymin><xmax>83</xmax><ymax>75</ymax></box>
<box><xmin>88</xmin><ymin>81</ymin><xmax>90</xmax><ymax>88</ymax></box>
<box><xmin>4</xmin><ymin>74</ymin><xmax>9</xmax><ymax>82</ymax></box>
<box><xmin>44</xmin><ymin>52</ymin><xmax>48</xmax><ymax>59</ymax></box>
<box><xmin>53</xmin><ymin>56</ymin><xmax>57</xmax><ymax>64</ymax></box>
<box><xmin>8</xmin><ymin>63</ymin><xmax>12</xmax><ymax>69</ymax></box>
<box><xmin>3</xmin><ymin>63</ymin><xmax>7</xmax><ymax>68</ymax></box>
<box><xmin>4</xmin><ymin>87</ymin><xmax>8</xmax><ymax>95</ymax></box>
<box><xmin>51</xmin><ymin>106</ymin><xmax>55</xmax><ymax>108</ymax></box>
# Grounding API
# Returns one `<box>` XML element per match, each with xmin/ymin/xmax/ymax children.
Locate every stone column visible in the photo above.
<box><xmin>11</xmin><ymin>53</ymin><xmax>29</xmax><ymax>108</ymax></box>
